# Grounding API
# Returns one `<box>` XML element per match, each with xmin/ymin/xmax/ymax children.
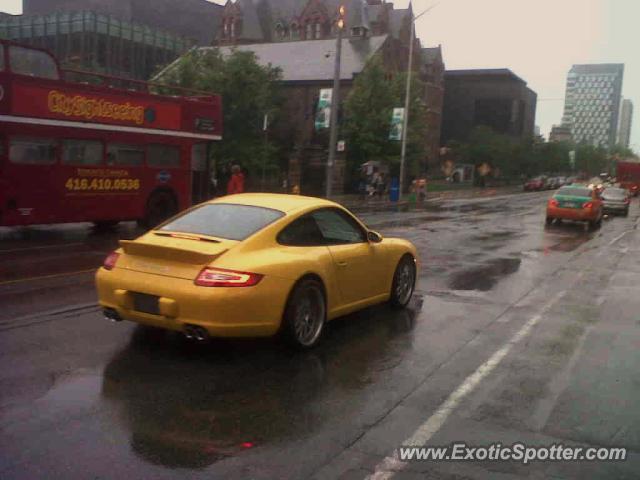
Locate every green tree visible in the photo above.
<box><xmin>343</xmin><ymin>56</ymin><xmax>428</xmax><ymax>179</ymax></box>
<box><xmin>155</xmin><ymin>48</ymin><xmax>283</xmax><ymax>181</ymax></box>
<box><xmin>343</xmin><ymin>56</ymin><xmax>395</xmax><ymax>169</ymax></box>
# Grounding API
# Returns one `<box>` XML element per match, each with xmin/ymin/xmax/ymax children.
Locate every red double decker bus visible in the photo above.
<box><xmin>0</xmin><ymin>40</ymin><xmax>222</xmax><ymax>228</ymax></box>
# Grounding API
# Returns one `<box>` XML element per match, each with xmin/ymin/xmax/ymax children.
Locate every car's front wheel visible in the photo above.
<box><xmin>390</xmin><ymin>255</ymin><xmax>416</xmax><ymax>308</ymax></box>
<box><xmin>282</xmin><ymin>278</ymin><xmax>326</xmax><ymax>349</ymax></box>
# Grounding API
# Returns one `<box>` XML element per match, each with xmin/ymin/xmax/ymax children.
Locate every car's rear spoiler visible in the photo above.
<box><xmin>119</xmin><ymin>240</ymin><xmax>227</xmax><ymax>265</ymax></box>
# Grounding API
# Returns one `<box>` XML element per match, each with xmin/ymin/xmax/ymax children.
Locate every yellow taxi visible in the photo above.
<box><xmin>96</xmin><ymin>194</ymin><xmax>417</xmax><ymax>348</ymax></box>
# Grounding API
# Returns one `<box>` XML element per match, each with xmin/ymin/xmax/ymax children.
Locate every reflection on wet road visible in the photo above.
<box><xmin>2</xmin><ymin>190</ymin><xmax>640</xmax><ymax>479</ymax></box>
<box><xmin>102</xmin><ymin>299</ymin><xmax>421</xmax><ymax>469</ymax></box>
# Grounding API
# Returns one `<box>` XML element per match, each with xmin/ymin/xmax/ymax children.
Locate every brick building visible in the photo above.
<box><xmin>207</xmin><ymin>0</ymin><xmax>444</xmax><ymax>193</ymax></box>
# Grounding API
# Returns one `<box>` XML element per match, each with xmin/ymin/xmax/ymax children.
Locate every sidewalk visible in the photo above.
<box><xmin>337</xmin><ymin>184</ymin><xmax>525</xmax><ymax>213</ymax></box>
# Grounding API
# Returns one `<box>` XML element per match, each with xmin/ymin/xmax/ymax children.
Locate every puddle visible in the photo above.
<box><xmin>548</xmin><ymin>235</ymin><xmax>592</xmax><ymax>252</ymax></box>
<box><xmin>471</xmin><ymin>230</ymin><xmax>518</xmax><ymax>242</ymax></box>
<box><xmin>448</xmin><ymin>257</ymin><xmax>522</xmax><ymax>291</ymax></box>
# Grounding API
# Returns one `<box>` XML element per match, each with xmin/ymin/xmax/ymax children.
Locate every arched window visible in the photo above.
<box><xmin>314</xmin><ymin>22</ymin><xmax>322</xmax><ymax>39</ymax></box>
<box><xmin>275</xmin><ymin>23</ymin><xmax>287</xmax><ymax>40</ymax></box>
<box><xmin>290</xmin><ymin>22</ymin><xmax>299</xmax><ymax>39</ymax></box>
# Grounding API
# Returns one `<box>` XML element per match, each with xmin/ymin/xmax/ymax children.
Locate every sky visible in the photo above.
<box><xmin>2</xmin><ymin>0</ymin><xmax>638</xmax><ymax>150</ymax></box>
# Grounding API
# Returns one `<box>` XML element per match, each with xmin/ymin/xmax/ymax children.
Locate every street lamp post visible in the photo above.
<box><xmin>398</xmin><ymin>4</ymin><xmax>438</xmax><ymax>199</ymax></box>
<box><xmin>326</xmin><ymin>5</ymin><xmax>346</xmax><ymax>199</ymax></box>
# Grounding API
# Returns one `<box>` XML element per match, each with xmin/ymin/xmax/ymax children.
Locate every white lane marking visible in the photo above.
<box><xmin>366</xmin><ymin>289</ymin><xmax>567</xmax><ymax>480</ymax></box>
<box><xmin>607</xmin><ymin>231</ymin><xmax>631</xmax><ymax>246</ymax></box>
<box><xmin>607</xmin><ymin>216</ymin><xmax>640</xmax><ymax>247</ymax></box>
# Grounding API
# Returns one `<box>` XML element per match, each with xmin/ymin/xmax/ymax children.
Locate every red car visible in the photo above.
<box><xmin>524</xmin><ymin>177</ymin><xmax>545</xmax><ymax>191</ymax></box>
<box><xmin>617</xmin><ymin>162</ymin><xmax>640</xmax><ymax>197</ymax></box>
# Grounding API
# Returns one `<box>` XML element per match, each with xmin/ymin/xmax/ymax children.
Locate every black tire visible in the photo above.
<box><xmin>141</xmin><ymin>191</ymin><xmax>178</xmax><ymax>229</ymax></box>
<box><xmin>390</xmin><ymin>255</ymin><xmax>416</xmax><ymax>308</ymax></box>
<box><xmin>282</xmin><ymin>278</ymin><xmax>326</xmax><ymax>349</ymax></box>
<box><xmin>545</xmin><ymin>216</ymin><xmax>553</xmax><ymax>225</ymax></box>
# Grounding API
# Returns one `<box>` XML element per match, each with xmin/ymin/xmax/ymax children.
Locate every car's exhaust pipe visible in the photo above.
<box><xmin>104</xmin><ymin>308</ymin><xmax>122</xmax><ymax>322</ymax></box>
<box><xmin>184</xmin><ymin>326</ymin><xmax>194</xmax><ymax>339</ymax></box>
<box><xmin>184</xmin><ymin>325</ymin><xmax>209</xmax><ymax>342</ymax></box>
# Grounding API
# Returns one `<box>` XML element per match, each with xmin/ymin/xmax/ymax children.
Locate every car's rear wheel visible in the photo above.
<box><xmin>390</xmin><ymin>255</ymin><xmax>416</xmax><ymax>308</ymax></box>
<box><xmin>545</xmin><ymin>216</ymin><xmax>554</xmax><ymax>225</ymax></box>
<box><xmin>282</xmin><ymin>278</ymin><xmax>326</xmax><ymax>349</ymax></box>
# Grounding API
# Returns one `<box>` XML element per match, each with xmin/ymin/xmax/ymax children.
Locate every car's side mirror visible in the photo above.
<box><xmin>367</xmin><ymin>230</ymin><xmax>383</xmax><ymax>243</ymax></box>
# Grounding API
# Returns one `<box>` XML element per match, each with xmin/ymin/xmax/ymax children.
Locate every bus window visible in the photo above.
<box><xmin>107</xmin><ymin>144</ymin><xmax>144</xmax><ymax>166</ymax></box>
<box><xmin>191</xmin><ymin>143</ymin><xmax>208</xmax><ymax>172</ymax></box>
<box><xmin>62</xmin><ymin>140</ymin><xmax>103</xmax><ymax>166</ymax></box>
<box><xmin>9</xmin><ymin>137</ymin><xmax>57</xmax><ymax>165</ymax></box>
<box><xmin>148</xmin><ymin>144</ymin><xmax>180</xmax><ymax>168</ymax></box>
<box><xmin>9</xmin><ymin>46</ymin><xmax>59</xmax><ymax>80</ymax></box>
<box><xmin>0</xmin><ymin>45</ymin><xmax>4</xmax><ymax>71</ymax></box>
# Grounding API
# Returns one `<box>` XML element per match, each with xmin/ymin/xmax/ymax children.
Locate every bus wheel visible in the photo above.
<box><xmin>142</xmin><ymin>191</ymin><xmax>177</xmax><ymax>229</ymax></box>
<box><xmin>93</xmin><ymin>221</ymin><xmax>119</xmax><ymax>230</ymax></box>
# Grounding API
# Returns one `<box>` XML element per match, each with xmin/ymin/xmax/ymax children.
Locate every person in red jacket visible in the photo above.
<box><xmin>227</xmin><ymin>164</ymin><xmax>245</xmax><ymax>195</ymax></box>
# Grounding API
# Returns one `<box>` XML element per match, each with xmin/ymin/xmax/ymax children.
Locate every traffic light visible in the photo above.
<box><xmin>337</xmin><ymin>5</ymin><xmax>346</xmax><ymax>29</ymax></box>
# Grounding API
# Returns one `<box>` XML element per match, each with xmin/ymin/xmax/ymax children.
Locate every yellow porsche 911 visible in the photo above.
<box><xmin>96</xmin><ymin>193</ymin><xmax>417</xmax><ymax>348</ymax></box>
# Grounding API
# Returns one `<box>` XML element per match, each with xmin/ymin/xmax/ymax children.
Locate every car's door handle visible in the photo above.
<box><xmin>337</xmin><ymin>261</ymin><xmax>348</xmax><ymax>267</ymax></box>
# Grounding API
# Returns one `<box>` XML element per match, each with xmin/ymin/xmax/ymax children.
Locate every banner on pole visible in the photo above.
<box><xmin>389</xmin><ymin>108</ymin><xmax>404</xmax><ymax>140</ymax></box>
<box><xmin>315</xmin><ymin>89</ymin><xmax>333</xmax><ymax>130</ymax></box>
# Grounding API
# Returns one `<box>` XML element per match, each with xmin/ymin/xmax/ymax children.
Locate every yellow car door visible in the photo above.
<box><xmin>311</xmin><ymin>208</ymin><xmax>380</xmax><ymax>305</ymax></box>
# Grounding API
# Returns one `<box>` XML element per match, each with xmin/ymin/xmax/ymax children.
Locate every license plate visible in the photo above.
<box><xmin>133</xmin><ymin>293</ymin><xmax>160</xmax><ymax>315</ymax></box>
<box><xmin>563</xmin><ymin>202</ymin><xmax>578</xmax><ymax>208</ymax></box>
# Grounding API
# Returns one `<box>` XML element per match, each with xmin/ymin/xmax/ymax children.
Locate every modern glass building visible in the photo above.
<box><xmin>561</xmin><ymin>63</ymin><xmax>624</xmax><ymax>149</ymax></box>
<box><xmin>0</xmin><ymin>11</ymin><xmax>195</xmax><ymax>80</ymax></box>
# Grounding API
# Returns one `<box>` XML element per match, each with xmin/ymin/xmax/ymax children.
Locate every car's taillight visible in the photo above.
<box><xmin>549</xmin><ymin>199</ymin><xmax>559</xmax><ymax>207</ymax></box>
<box><xmin>582</xmin><ymin>201</ymin><xmax>593</xmax><ymax>209</ymax></box>
<box><xmin>195</xmin><ymin>267</ymin><xmax>263</xmax><ymax>287</ymax></box>
<box><xmin>103</xmin><ymin>251</ymin><xmax>120</xmax><ymax>270</ymax></box>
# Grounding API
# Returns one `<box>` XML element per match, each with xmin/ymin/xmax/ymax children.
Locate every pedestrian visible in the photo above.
<box><xmin>227</xmin><ymin>164</ymin><xmax>245</xmax><ymax>195</ymax></box>
<box><xmin>376</xmin><ymin>172</ymin><xmax>386</xmax><ymax>198</ymax></box>
<box><xmin>358</xmin><ymin>170</ymin><xmax>367</xmax><ymax>201</ymax></box>
<box><xmin>370</xmin><ymin>169</ymin><xmax>381</xmax><ymax>200</ymax></box>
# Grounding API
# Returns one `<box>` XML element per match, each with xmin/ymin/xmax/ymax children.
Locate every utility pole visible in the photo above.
<box><xmin>261</xmin><ymin>113</ymin><xmax>269</xmax><ymax>191</ymax></box>
<box><xmin>399</xmin><ymin>4</ymin><xmax>439</xmax><ymax>199</ymax></box>
<box><xmin>326</xmin><ymin>5</ymin><xmax>346</xmax><ymax>199</ymax></box>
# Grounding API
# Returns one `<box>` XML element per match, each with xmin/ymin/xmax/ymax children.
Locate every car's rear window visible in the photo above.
<box><xmin>603</xmin><ymin>188</ymin><xmax>626</xmax><ymax>198</ymax></box>
<box><xmin>556</xmin><ymin>187</ymin><xmax>591</xmax><ymax>197</ymax></box>
<box><xmin>159</xmin><ymin>203</ymin><xmax>284</xmax><ymax>241</ymax></box>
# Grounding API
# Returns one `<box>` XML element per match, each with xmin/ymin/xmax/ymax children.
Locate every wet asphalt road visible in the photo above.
<box><xmin>1</xmin><ymin>191</ymin><xmax>640</xmax><ymax>479</ymax></box>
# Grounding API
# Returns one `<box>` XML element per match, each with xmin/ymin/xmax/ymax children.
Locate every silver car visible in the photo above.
<box><xmin>602</xmin><ymin>187</ymin><xmax>630</xmax><ymax>216</ymax></box>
